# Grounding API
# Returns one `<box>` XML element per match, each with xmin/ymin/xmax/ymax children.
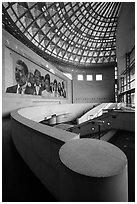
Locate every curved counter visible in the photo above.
<box><xmin>11</xmin><ymin>103</ymin><xmax>94</xmax><ymax>200</ymax></box>
<box><xmin>11</xmin><ymin>103</ymin><xmax>128</xmax><ymax>201</ymax></box>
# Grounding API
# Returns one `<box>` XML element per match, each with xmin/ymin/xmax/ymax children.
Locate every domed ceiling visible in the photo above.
<box><xmin>2</xmin><ymin>2</ymin><xmax>121</xmax><ymax>68</ymax></box>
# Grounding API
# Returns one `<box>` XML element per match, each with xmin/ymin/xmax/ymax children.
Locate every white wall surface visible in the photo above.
<box><xmin>72</xmin><ymin>65</ymin><xmax>115</xmax><ymax>103</ymax></box>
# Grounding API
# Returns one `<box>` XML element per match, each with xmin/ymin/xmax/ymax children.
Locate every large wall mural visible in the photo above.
<box><xmin>5</xmin><ymin>47</ymin><xmax>67</xmax><ymax>98</ymax></box>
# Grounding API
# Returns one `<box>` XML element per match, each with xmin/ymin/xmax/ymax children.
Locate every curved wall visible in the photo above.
<box><xmin>11</xmin><ymin>103</ymin><xmax>128</xmax><ymax>201</ymax></box>
<box><xmin>116</xmin><ymin>2</ymin><xmax>135</xmax><ymax>75</ymax></box>
<box><xmin>11</xmin><ymin>112</ymin><xmax>77</xmax><ymax>200</ymax></box>
<box><xmin>10</xmin><ymin>103</ymin><xmax>94</xmax><ymax>200</ymax></box>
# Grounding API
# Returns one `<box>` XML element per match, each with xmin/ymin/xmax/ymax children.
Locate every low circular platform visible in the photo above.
<box><xmin>59</xmin><ymin>138</ymin><xmax>127</xmax><ymax>178</ymax></box>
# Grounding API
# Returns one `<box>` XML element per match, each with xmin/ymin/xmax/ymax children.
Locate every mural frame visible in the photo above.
<box><xmin>4</xmin><ymin>45</ymin><xmax>67</xmax><ymax>99</ymax></box>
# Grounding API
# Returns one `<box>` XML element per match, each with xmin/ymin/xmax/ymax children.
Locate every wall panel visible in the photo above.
<box><xmin>72</xmin><ymin>66</ymin><xmax>115</xmax><ymax>103</ymax></box>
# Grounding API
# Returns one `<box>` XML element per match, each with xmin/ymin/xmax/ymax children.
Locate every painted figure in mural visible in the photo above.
<box><xmin>58</xmin><ymin>82</ymin><xmax>62</xmax><ymax>97</ymax></box>
<box><xmin>41</xmin><ymin>74</ymin><xmax>52</xmax><ymax>97</ymax></box>
<box><xmin>40</xmin><ymin>76</ymin><xmax>45</xmax><ymax>92</ymax></box>
<box><xmin>45</xmin><ymin>74</ymin><xmax>51</xmax><ymax>93</ymax></box>
<box><xmin>26</xmin><ymin>71</ymin><xmax>36</xmax><ymax>95</ymax></box>
<box><xmin>52</xmin><ymin>79</ymin><xmax>58</xmax><ymax>97</ymax></box>
<box><xmin>50</xmin><ymin>82</ymin><xmax>54</xmax><ymax>93</ymax></box>
<box><xmin>6</xmin><ymin>60</ymin><xmax>29</xmax><ymax>94</ymax></box>
<box><xmin>62</xmin><ymin>81</ymin><xmax>66</xmax><ymax>98</ymax></box>
<box><xmin>34</xmin><ymin>69</ymin><xmax>42</xmax><ymax>95</ymax></box>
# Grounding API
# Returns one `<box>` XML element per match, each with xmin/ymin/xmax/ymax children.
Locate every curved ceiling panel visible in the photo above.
<box><xmin>2</xmin><ymin>2</ymin><xmax>121</xmax><ymax>67</ymax></box>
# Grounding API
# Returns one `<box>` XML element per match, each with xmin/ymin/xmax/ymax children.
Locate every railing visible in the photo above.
<box><xmin>92</xmin><ymin>103</ymin><xmax>112</xmax><ymax>119</ymax></box>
